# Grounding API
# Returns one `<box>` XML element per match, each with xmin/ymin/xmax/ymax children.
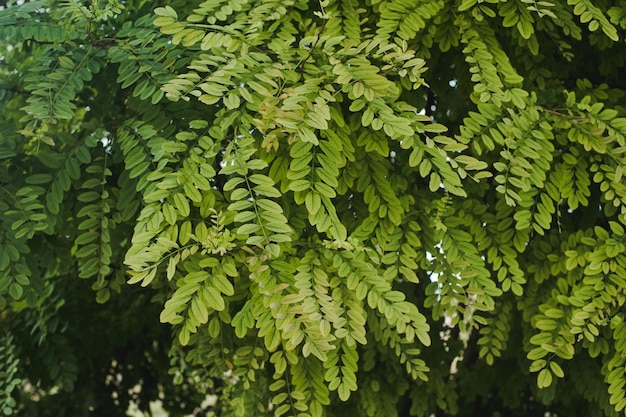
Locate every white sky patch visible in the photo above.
<box><xmin>426</xmin><ymin>242</ymin><xmax>444</xmax><ymax>283</ymax></box>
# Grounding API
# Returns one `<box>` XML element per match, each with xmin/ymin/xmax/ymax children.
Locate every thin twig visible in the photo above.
<box><xmin>296</xmin><ymin>18</ymin><xmax>329</xmax><ymax>73</ymax></box>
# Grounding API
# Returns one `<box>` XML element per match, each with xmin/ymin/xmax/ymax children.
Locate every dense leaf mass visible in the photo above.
<box><xmin>2</xmin><ymin>0</ymin><xmax>626</xmax><ymax>416</ymax></box>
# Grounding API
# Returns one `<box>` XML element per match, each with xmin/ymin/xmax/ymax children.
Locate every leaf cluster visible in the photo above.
<box><xmin>3</xmin><ymin>0</ymin><xmax>626</xmax><ymax>416</ymax></box>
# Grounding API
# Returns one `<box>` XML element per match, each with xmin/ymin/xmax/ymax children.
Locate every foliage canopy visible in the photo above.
<box><xmin>2</xmin><ymin>0</ymin><xmax>626</xmax><ymax>416</ymax></box>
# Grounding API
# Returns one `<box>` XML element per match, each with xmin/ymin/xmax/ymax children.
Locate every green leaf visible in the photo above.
<box><xmin>537</xmin><ymin>368</ymin><xmax>552</xmax><ymax>388</ymax></box>
<box><xmin>237</xmin><ymin>223</ymin><xmax>261</xmax><ymax>235</ymax></box>
<box><xmin>549</xmin><ymin>361</ymin><xmax>564</xmax><ymax>378</ymax></box>
<box><xmin>203</xmin><ymin>286</ymin><xmax>225</xmax><ymax>311</ymax></box>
